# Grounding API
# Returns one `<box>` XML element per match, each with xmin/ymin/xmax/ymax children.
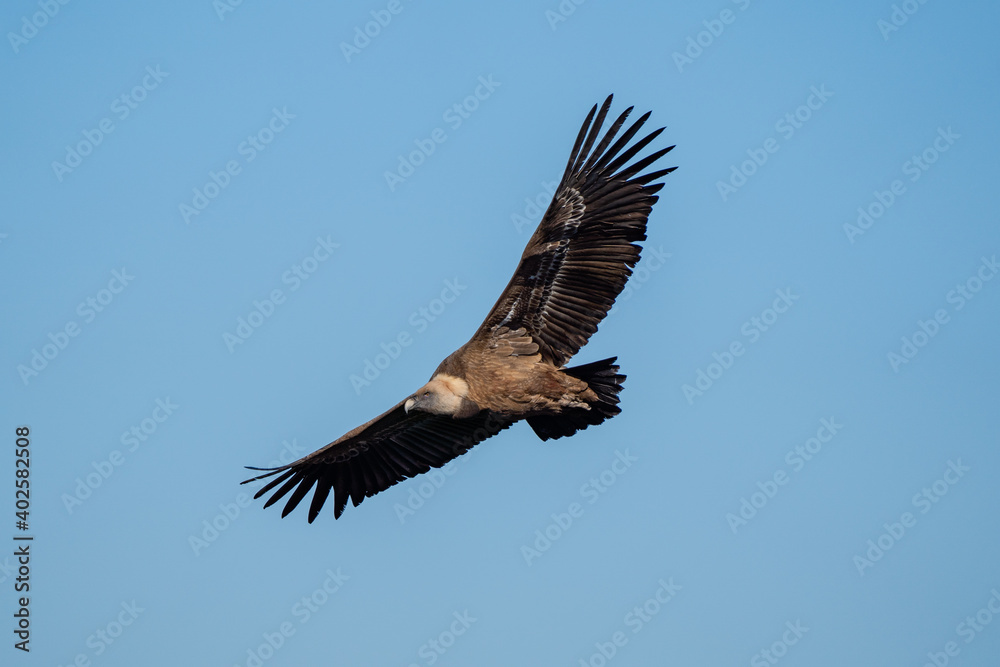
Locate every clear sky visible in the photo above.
<box><xmin>2</xmin><ymin>1</ymin><xmax>999</xmax><ymax>665</ymax></box>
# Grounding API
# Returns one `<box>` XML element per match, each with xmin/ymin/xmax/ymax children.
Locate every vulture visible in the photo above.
<box><xmin>243</xmin><ymin>95</ymin><xmax>675</xmax><ymax>522</ymax></box>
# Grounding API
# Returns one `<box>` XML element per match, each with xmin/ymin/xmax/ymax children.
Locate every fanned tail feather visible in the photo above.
<box><xmin>527</xmin><ymin>357</ymin><xmax>625</xmax><ymax>441</ymax></box>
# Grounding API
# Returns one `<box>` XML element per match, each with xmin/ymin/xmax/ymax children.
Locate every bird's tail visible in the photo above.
<box><xmin>526</xmin><ymin>357</ymin><xmax>625</xmax><ymax>441</ymax></box>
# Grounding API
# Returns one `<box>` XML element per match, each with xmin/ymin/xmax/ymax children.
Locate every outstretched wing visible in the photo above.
<box><xmin>242</xmin><ymin>401</ymin><xmax>513</xmax><ymax>522</ymax></box>
<box><xmin>476</xmin><ymin>95</ymin><xmax>675</xmax><ymax>367</ymax></box>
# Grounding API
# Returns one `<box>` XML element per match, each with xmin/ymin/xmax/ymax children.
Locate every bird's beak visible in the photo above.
<box><xmin>404</xmin><ymin>397</ymin><xmax>416</xmax><ymax>414</ymax></box>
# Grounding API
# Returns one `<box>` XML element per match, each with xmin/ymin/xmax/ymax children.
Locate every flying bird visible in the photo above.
<box><xmin>243</xmin><ymin>95</ymin><xmax>675</xmax><ymax>522</ymax></box>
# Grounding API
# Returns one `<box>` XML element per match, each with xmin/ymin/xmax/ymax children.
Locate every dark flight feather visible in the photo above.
<box><xmin>243</xmin><ymin>400</ymin><xmax>512</xmax><ymax>522</ymax></box>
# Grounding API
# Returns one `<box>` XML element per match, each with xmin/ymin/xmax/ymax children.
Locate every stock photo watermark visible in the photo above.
<box><xmin>17</xmin><ymin>268</ymin><xmax>135</xmax><ymax>386</ymax></box>
<box><xmin>222</xmin><ymin>236</ymin><xmax>340</xmax><ymax>352</ymax></box>
<box><xmin>61</xmin><ymin>398</ymin><xmax>179</xmax><ymax>514</ymax></box>
<box><xmin>726</xmin><ymin>417</ymin><xmax>844</xmax><ymax>534</ymax></box>
<box><xmin>853</xmin><ymin>459</ymin><xmax>970</xmax><ymax>576</ymax></box>
<box><xmin>232</xmin><ymin>567</ymin><xmax>349</xmax><ymax>667</ymax></box>
<box><xmin>510</xmin><ymin>180</ymin><xmax>558</xmax><ymax>234</ymax></box>
<box><xmin>545</xmin><ymin>0</ymin><xmax>590</xmax><ymax>31</ymax></box>
<box><xmin>920</xmin><ymin>587</ymin><xmax>1000</xmax><ymax>667</ymax></box>
<box><xmin>843</xmin><ymin>126</ymin><xmax>959</xmax><ymax>244</ymax></box>
<box><xmin>716</xmin><ymin>85</ymin><xmax>833</xmax><ymax>202</ymax></box>
<box><xmin>671</xmin><ymin>0</ymin><xmax>755</xmax><ymax>73</ymax></box>
<box><xmin>51</xmin><ymin>66</ymin><xmax>169</xmax><ymax>182</ymax></box>
<box><xmin>12</xmin><ymin>533</ymin><xmax>31</xmax><ymax>651</ymax></box>
<box><xmin>7</xmin><ymin>0</ymin><xmax>74</xmax><ymax>54</ymax></box>
<box><xmin>57</xmin><ymin>600</ymin><xmax>144</xmax><ymax>667</ymax></box>
<box><xmin>886</xmin><ymin>254</ymin><xmax>996</xmax><ymax>372</ymax></box>
<box><xmin>213</xmin><ymin>0</ymin><xmax>250</xmax><ymax>21</ymax></box>
<box><xmin>749</xmin><ymin>620</ymin><xmax>809</xmax><ymax>667</ymax></box>
<box><xmin>521</xmin><ymin>449</ymin><xmax>638</xmax><ymax>566</ymax></box>
<box><xmin>406</xmin><ymin>611</ymin><xmax>477</xmax><ymax>667</ymax></box>
<box><xmin>350</xmin><ymin>277</ymin><xmax>467</xmax><ymax>394</ymax></box>
<box><xmin>682</xmin><ymin>288</ymin><xmax>799</xmax><ymax>404</ymax></box>
<box><xmin>189</xmin><ymin>439</ymin><xmax>305</xmax><ymax>556</ymax></box>
<box><xmin>877</xmin><ymin>0</ymin><xmax>933</xmax><ymax>41</ymax></box>
<box><xmin>577</xmin><ymin>577</ymin><xmax>682</xmax><ymax>667</ymax></box>
<box><xmin>606</xmin><ymin>246</ymin><xmax>671</xmax><ymax>318</ymax></box>
<box><xmin>393</xmin><ymin>462</ymin><xmax>458</xmax><ymax>524</ymax></box>
<box><xmin>340</xmin><ymin>0</ymin><xmax>416</xmax><ymax>62</ymax></box>
<box><xmin>188</xmin><ymin>492</ymin><xmax>252</xmax><ymax>557</ymax></box>
<box><xmin>384</xmin><ymin>76</ymin><xmax>501</xmax><ymax>191</ymax></box>
<box><xmin>392</xmin><ymin>413</ymin><xmax>508</xmax><ymax>523</ymax></box>
<box><xmin>179</xmin><ymin>106</ymin><xmax>295</xmax><ymax>224</ymax></box>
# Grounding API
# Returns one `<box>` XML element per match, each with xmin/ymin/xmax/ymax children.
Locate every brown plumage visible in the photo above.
<box><xmin>243</xmin><ymin>95</ymin><xmax>675</xmax><ymax>522</ymax></box>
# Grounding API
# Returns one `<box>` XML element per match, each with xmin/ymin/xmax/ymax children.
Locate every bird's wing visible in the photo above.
<box><xmin>242</xmin><ymin>401</ymin><xmax>513</xmax><ymax>522</ymax></box>
<box><xmin>475</xmin><ymin>95</ymin><xmax>675</xmax><ymax>367</ymax></box>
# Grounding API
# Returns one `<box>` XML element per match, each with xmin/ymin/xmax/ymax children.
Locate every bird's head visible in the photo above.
<box><xmin>404</xmin><ymin>385</ymin><xmax>441</xmax><ymax>414</ymax></box>
<box><xmin>404</xmin><ymin>374</ymin><xmax>476</xmax><ymax>417</ymax></box>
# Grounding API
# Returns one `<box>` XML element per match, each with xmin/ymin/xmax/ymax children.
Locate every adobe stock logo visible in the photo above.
<box><xmin>179</xmin><ymin>107</ymin><xmax>295</xmax><ymax>224</ymax></box>
<box><xmin>61</xmin><ymin>397</ymin><xmax>179</xmax><ymax>514</ymax></box>
<box><xmin>877</xmin><ymin>0</ymin><xmax>932</xmax><ymax>41</ymax></box>
<box><xmin>726</xmin><ymin>417</ymin><xmax>844</xmax><ymax>534</ymax></box>
<box><xmin>510</xmin><ymin>180</ymin><xmax>558</xmax><ymax>234</ymax></box>
<box><xmin>406</xmin><ymin>611</ymin><xmax>477</xmax><ymax>667</ymax></box>
<box><xmin>17</xmin><ymin>268</ymin><xmax>135</xmax><ymax>386</ymax></box>
<box><xmin>340</xmin><ymin>0</ymin><xmax>416</xmax><ymax>62</ymax></box>
<box><xmin>682</xmin><ymin>288</ymin><xmax>799</xmax><ymax>404</ymax></box>
<box><xmin>606</xmin><ymin>246</ymin><xmax>671</xmax><ymax>318</ymax></box>
<box><xmin>222</xmin><ymin>236</ymin><xmax>339</xmax><ymax>353</ymax></box>
<box><xmin>213</xmin><ymin>0</ymin><xmax>247</xmax><ymax>21</ymax></box>
<box><xmin>749</xmin><ymin>620</ymin><xmax>809</xmax><ymax>667</ymax></box>
<box><xmin>545</xmin><ymin>0</ymin><xmax>591</xmax><ymax>31</ymax></box>
<box><xmin>392</xmin><ymin>413</ymin><xmax>507</xmax><ymax>523</ymax></box>
<box><xmin>843</xmin><ymin>127</ymin><xmax>959</xmax><ymax>244</ymax></box>
<box><xmin>383</xmin><ymin>76</ymin><xmax>501</xmax><ymax>192</ymax></box>
<box><xmin>577</xmin><ymin>577</ymin><xmax>682</xmax><ymax>667</ymax></box>
<box><xmin>671</xmin><ymin>0</ymin><xmax>754</xmax><ymax>73</ymax></box>
<box><xmin>51</xmin><ymin>66</ymin><xmax>169</xmax><ymax>182</ymax></box>
<box><xmin>716</xmin><ymin>86</ymin><xmax>834</xmax><ymax>202</ymax></box>
<box><xmin>886</xmin><ymin>254</ymin><xmax>996</xmax><ymax>372</ymax></box>
<box><xmin>7</xmin><ymin>0</ymin><xmax>74</xmax><ymax>54</ymax></box>
<box><xmin>853</xmin><ymin>459</ymin><xmax>970</xmax><ymax>576</ymax></box>
<box><xmin>922</xmin><ymin>588</ymin><xmax>1000</xmax><ymax>667</ymax></box>
<box><xmin>521</xmin><ymin>450</ymin><xmax>638</xmax><ymax>566</ymax></box>
<box><xmin>232</xmin><ymin>567</ymin><xmax>349</xmax><ymax>667</ymax></box>
<box><xmin>350</xmin><ymin>278</ymin><xmax>467</xmax><ymax>394</ymax></box>
<box><xmin>57</xmin><ymin>601</ymin><xmax>145</xmax><ymax>666</ymax></box>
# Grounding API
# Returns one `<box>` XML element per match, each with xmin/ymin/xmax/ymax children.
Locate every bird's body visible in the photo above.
<box><xmin>416</xmin><ymin>332</ymin><xmax>597</xmax><ymax>418</ymax></box>
<box><xmin>244</xmin><ymin>95</ymin><xmax>675</xmax><ymax>522</ymax></box>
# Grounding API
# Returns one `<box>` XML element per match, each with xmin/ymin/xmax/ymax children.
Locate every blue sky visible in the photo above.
<box><xmin>2</xmin><ymin>0</ymin><xmax>999</xmax><ymax>665</ymax></box>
